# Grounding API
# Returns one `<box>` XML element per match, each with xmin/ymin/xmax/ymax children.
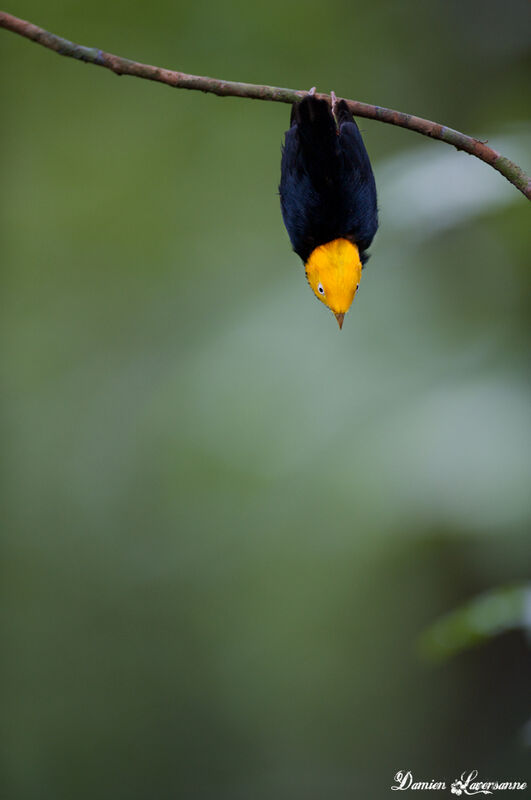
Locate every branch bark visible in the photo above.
<box><xmin>1</xmin><ymin>10</ymin><xmax>529</xmax><ymax>200</ymax></box>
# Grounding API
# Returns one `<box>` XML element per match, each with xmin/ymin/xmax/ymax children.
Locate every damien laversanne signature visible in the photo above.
<box><xmin>391</xmin><ymin>770</ymin><xmax>527</xmax><ymax>795</ymax></box>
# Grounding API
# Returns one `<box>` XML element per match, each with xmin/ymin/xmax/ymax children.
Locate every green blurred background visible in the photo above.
<box><xmin>2</xmin><ymin>1</ymin><xmax>530</xmax><ymax>797</ymax></box>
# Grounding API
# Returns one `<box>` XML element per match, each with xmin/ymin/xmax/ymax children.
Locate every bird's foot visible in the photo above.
<box><xmin>330</xmin><ymin>90</ymin><xmax>341</xmax><ymax>128</ymax></box>
<box><xmin>307</xmin><ymin>86</ymin><xmax>316</xmax><ymax>96</ymax></box>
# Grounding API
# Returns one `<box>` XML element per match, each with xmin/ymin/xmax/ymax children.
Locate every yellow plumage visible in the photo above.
<box><xmin>305</xmin><ymin>238</ymin><xmax>362</xmax><ymax>328</ymax></box>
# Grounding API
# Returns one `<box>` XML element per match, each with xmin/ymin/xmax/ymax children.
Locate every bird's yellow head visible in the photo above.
<box><xmin>305</xmin><ymin>238</ymin><xmax>362</xmax><ymax>329</ymax></box>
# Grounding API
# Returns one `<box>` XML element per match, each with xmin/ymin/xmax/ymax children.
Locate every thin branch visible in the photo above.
<box><xmin>1</xmin><ymin>10</ymin><xmax>530</xmax><ymax>200</ymax></box>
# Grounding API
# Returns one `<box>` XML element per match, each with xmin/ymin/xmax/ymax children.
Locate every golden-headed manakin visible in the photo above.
<box><xmin>280</xmin><ymin>92</ymin><xmax>378</xmax><ymax>328</ymax></box>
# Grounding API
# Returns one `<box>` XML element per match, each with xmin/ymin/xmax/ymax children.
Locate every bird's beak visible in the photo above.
<box><xmin>335</xmin><ymin>312</ymin><xmax>345</xmax><ymax>330</ymax></box>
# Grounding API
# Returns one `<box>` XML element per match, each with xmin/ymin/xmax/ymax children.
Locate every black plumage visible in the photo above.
<box><xmin>279</xmin><ymin>96</ymin><xmax>378</xmax><ymax>265</ymax></box>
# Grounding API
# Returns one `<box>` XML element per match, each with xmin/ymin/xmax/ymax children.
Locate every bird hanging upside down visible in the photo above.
<box><xmin>279</xmin><ymin>90</ymin><xmax>378</xmax><ymax>329</ymax></box>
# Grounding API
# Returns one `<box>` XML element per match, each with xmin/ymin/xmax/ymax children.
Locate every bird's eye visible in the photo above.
<box><xmin>317</xmin><ymin>283</ymin><xmax>325</xmax><ymax>295</ymax></box>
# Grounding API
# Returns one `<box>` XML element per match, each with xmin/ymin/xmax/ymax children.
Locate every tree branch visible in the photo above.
<box><xmin>1</xmin><ymin>10</ymin><xmax>529</xmax><ymax>200</ymax></box>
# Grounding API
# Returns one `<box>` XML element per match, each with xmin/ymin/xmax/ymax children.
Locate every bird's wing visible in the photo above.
<box><xmin>280</xmin><ymin>97</ymin><xmax>345</xmax><ymax>262</ymax></box>
<box><xmin>336</xmin><ymin>101</ymin><xmax>378</xmax><ymax>258</ymax></box>
<box><xmin>280</xmin><ymin>127</ymin><xmax>324</xmax><ymax>262</ymax></box>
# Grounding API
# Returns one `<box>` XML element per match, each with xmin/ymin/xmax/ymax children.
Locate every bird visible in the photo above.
<box><xmin>279</xmin><ymin>90</ymin><xmax>378</xmax><ymax>329</ymax></box>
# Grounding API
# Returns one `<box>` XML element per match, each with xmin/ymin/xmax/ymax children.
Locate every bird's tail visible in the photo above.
<box><xmin>291</xmin><ymin>96</ymin><xmax>336</xmax><ymax>140</ymax></box>
<box><xmin>290</xmin><ymin>96</ymin><xmax>340</xmax><ymax>182</ymax></box>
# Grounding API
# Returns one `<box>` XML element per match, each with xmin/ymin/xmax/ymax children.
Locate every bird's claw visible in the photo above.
<box><xmin>308</xmin><ymin>86</ymin><xmax>316</xmax><ymax>96</ymax></box>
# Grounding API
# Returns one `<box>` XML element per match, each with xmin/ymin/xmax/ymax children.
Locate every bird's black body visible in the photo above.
<box><xmin>279</xmin><ymin>96</ymin><xmax>378</xmax><ymax>264</ymax></box>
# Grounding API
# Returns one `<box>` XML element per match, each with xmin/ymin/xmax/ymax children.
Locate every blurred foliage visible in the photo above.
<box><xmin>1</xmin><ymin>1</ymin><xmax>530</xmax><ymax>799</ymax></box>
<box><xmin>419</xmin><ymin>584</ymin><xmax>531</xmax><ymax>662</ymax></box>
